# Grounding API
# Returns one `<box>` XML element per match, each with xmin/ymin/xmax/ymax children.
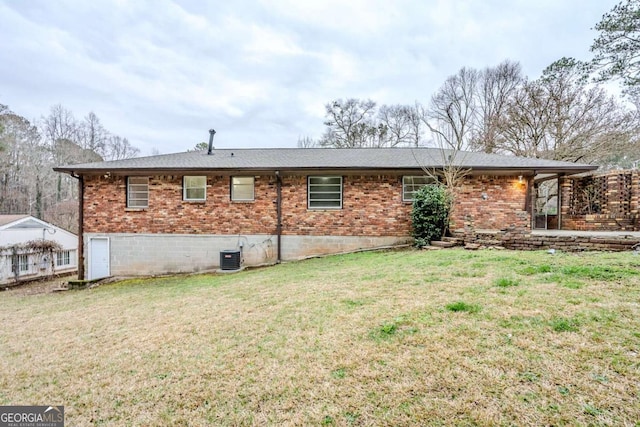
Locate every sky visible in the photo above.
<box><xmin>0</xmin><ymin>0</ymin><xmax>620</xmax><ymax>156</ymax></box>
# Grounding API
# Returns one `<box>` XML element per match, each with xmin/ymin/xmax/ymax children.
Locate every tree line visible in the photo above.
<box><xmin>311</xmin><ymin>59</ymin><xmax>639</xmax><ymax>167</ymax></box>
<box><xmin>0</xmin><ymin>103</ymin><xmax>139</xmax><ymax>232</ymax></box>
<box><xmin>308</xmin><ymin>0</ymin><xmax>640</xmax><ymax>168</ymax></box>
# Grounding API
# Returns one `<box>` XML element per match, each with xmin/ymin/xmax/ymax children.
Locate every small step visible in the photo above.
<box><xmin>430</xmin><ymin>240</ymin><xmax>457</xmax><ymax>248</ymax></box>
<box><xmin>441</xmin><ymin>236</ymin><xmax>464</xmax><ymax>244</ymax></box>
<box><xmin>422</xmin><ymin>245</ymin><xmax>442</xmax><ymax>250</ymax></box>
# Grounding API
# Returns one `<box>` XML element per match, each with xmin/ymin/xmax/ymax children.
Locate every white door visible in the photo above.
<box><xmin>89</xmin><ymin>238</ymin><xmax>110</xmax><ymax>280</ymax></box>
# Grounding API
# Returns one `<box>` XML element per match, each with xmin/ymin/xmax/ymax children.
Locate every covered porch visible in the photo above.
<box><xmin>530</xmin><ymin>170</ymin><xmax>640</xmax><ymax>232</ymax></box>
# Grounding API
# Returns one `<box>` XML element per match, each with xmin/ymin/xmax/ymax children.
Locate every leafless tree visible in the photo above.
<box><xmin>543</xmin><ymin>58</ymin><xmax>634</xmax><ymax>163</ymax></box>
<box><xmin>493</xmin><ymin>58</ymin><xmax>635</xmax><ymax>163</ymax></box>
<box><xmin>0</xmin><ymin>102</ymin><xmax>139</xmax><ymax>231</ymax></box>
<box><xmin>320</xmin><ymin>98</ymin><xmax>380</xmax><ymax>147</ymax></box>
<box><xmin>297</xmin><ymin>136</ymin><xmax>318</xmax><ymax>148</ymax></box>
<box><xmin>0</xmin><ymin>110</ymin><xmax>51</xmax><ymax>218</ymax></box>
<box><xmin>320</xmin><ymin>99</ymin><xmax>426</xmax><ymax>148</ymax></box>
<box><xmin>105</xmin><ymin>135</ymin><xmax>140</xmax><ymax>160</ymax></box>
<box><xmin>473</xmin><ymin>60</ymin><xmax>523</xmax><ymax>153</ymax></box>
<box><xmin>41</xmin><ymin>104</ymin><xmax>78</xmax><ymax>147</ymax></box>
<box><xmin>378</xmin><ymin>104</ymin><xmax>414</xmax><ymax>147</ymax></box>
<box><xmin>422</xmin><ymin>67</ymin><xmax>480</xmax><ymax>151</ymax></box>
<box><xmin>493</xmin><ymin>79</ymin><xmax>553</xmax><ymax>158</ymax></box>
<box><xmin>79</xmin><ymin>112</ymin><xmax>108</xmax><ymax>158</ymax></box>
<box><xmin>407</xmin><ymin>103</ymin><xmax>426</xmax><ymax>147</ymax></box>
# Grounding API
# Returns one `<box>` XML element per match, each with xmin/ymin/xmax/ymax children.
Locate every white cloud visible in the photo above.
<box><xmin>0</xmin><ymin>0</ymin><xmax>624</xmax><ymax>154</ymax></box>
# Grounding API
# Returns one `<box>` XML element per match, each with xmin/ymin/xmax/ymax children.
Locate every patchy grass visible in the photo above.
<box><xmin>445</xmin><ymin>301</ymin><xmax>481</xmax><ymax>313</ymax></box>
<box><xmin>550</xmin><ymin>316</ymin><xmax>581</xmax><ymax>332</ymax></box>
<box><xmin>1</xmin><ymin>248</ymin><xmax>640</xmax><ymax>426</ymax></box>
<box><xmin>495</xmin><ymin>276</ymin><xmax>520</xmax><ymax>287</ymax></box>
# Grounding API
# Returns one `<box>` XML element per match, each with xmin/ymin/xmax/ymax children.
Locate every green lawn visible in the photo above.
<box><xmin>1</xmin><ymin>249</ymin><xmax>639</xmax><ymax>426</ymax></box>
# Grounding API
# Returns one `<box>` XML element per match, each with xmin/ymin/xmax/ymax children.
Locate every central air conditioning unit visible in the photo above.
<box><xmin>220</xmin><ymin>250</ymin><xmax>241</xmax><ymax>270</ymax></box>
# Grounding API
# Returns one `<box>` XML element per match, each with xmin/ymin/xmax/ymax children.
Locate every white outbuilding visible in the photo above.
<box><xmin>0</xmin><ymin>215</ymin><xmax>77</xmax><ymax>286</ymax></box>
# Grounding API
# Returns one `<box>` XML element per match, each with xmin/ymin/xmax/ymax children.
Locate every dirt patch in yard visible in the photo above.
<box><xmin>1</xmin><ymin>274</ymin><xmax>75</xmax><ymax>296</ymax></box>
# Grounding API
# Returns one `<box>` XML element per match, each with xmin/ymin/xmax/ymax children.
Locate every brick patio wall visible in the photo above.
<box><xmin>560</xmin><ymin>171</ymin><xmax>640</xmax><ymax>231</ymax></box>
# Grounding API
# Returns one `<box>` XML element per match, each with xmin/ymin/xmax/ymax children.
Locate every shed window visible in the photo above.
<box><xmin>127</xmin><ymin>177</ymin><xmax>149</xmax><ymax>208</ymax></box>
<box><xmin>12</xmin><ymin>254</ymin><xmax>29</xmax><ymax>275</ymax></box>
<box><xmin>184</xmin><ymin>176</ymin><xmax>207</xmax><ymax>201</ymax></box>
<box><xmin>308</xmin><ymin>176</ymin><xmax>342</xmax><ymax>209</ymax></box>
<box><xmin>231</xmin><ymin>177</ymin><xmax>255</xmax><ymax>201</ymax></box>
<box><xmin>56</xmin><ymin>250</ymin><xmax>71</xmax><ymax>267</ymax></box>
<box><xmin>403</xmin><ymin>176</ymin><xmax>438</xmax><ymax>201</ymax></box>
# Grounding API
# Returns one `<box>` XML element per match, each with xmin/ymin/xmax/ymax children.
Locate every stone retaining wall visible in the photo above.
<box><xmin>453</xmin><ymin>228</ymin><xmax>640</xmax><ymax>252</ymax></box>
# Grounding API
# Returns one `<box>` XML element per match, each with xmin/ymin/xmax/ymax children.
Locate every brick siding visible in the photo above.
<box><xmin>83</xmin><ymin>173</ymin><xmax>527</xmax><ymax>237</ymax></box>
<box><xmin>281</xmin><ymin>175</ymin><xmax>412</xmax><ymax>237</ymax></box>
<box><xmin>84</xmin><ymin>175</ymin><xmax>278</xmax><ymax>234</ymax></box>
<box><xmin>450</xmin><ymin>175</ymin><xmax>530</xmax><ymax>232</ymax></box>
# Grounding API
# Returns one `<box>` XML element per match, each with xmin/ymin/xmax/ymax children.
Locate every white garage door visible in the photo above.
<box><xmin>89</xmin><ymin>238</ymin><xmax>110</xmax><ymax>280</ymax></box>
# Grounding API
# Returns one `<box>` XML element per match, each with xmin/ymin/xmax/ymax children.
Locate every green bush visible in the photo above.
<box><xmin>411</xmin><ymin>184</ymin><xmax>451</xmax><ymax>247</ymax></box>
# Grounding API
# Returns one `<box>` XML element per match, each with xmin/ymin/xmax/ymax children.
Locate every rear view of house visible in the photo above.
<box><xmin>54</xmin><ymin>147</ymin><xmax>598</xmax><ymax>280</ymax></box>
<box><xmin>0</xmin><ymin>215</ymin><xmax>78</xmax><ymax>285</ymax></box>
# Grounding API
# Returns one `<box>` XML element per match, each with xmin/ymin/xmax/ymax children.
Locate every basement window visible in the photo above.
<box><xmin>231</xmin><ymin>177</ymin><xmax>255</xmax><ymax>201</ymax></box>
<box><xmin>127</xmin><ymin>177</ymin><xmax>149</xmax><ymax>208</ymax></box>
<box><xmin>403</xmin><ymin>176</ymin><xmax>438</xmax><ymax>201</ymax></box>
<box><xmin>308</xmin><ymin>176</ymin><xmax>342</xmax><ymax>209</ymax></box>
<box><xmin>183</xmin><ymin>176</ymin><xmax>207</xmax><ymax>201</ymax></box>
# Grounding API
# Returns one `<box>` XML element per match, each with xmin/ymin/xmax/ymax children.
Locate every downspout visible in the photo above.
<box><xmin>275</xmin><ymin>170</ymin><xmax>282</xmax><ymax>263</ymax></box>
<box><xmin>72</xmin><ymin>173</ymin><xmax>85</xmax><ymax>280</ymax></box>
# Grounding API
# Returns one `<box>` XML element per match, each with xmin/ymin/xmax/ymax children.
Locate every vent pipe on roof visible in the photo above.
<box><xmin>207</xmin><ymin>129</ymin><xmax>216</xmax><ymax>155</ymax></box>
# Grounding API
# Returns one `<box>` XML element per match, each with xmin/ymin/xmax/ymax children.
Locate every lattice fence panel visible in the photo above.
<box><xmin>615</xmin><ymin>173</ymin><xmax>633</xmax><ymax>215</ymax></box>
<box><xmin>569</xmin><ymin>172</ymin><xmax>634</xmax><ymax>216</ymax></box>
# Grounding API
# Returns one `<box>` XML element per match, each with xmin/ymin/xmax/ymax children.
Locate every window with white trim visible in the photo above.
<box><xmin>183</xmin><ymin>176</ymin><xmax>207</xmax><ymax>201</ymax></box>
<box><xmin>56</xmin><ymin>250</ymin><xmax>71</xmax><ymax>267</ymax></box>
<box><xmin>12</xmin><ymin>254</ymin><xmax>30</xmax><ymax>275</ymax></box>
<box><xmin>127</xmin><ymin>177</ymin><xmax>149</xmax><ymax>208</ymax></box>
<box><xmin>308</xmin><ymin>176</ymin><xmax>342</xmax><ymax>209</ymax></box>
<box><xmin>19</xmin><ymin>254</ymin><xmax>29</xmax><ymax>272</ymax></box>
<box><xmin>231</xmin><ymin>177</ymin><xmax>255</xmax><ymax>201</ymax></box>
<box><xmin>403</xmin><ymin>176</ymin><xmax>438</xmax><ymax>201</ymax></box>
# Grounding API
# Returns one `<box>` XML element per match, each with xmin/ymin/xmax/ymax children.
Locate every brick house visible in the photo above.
<box><xmin>54</xmin><ymin>147</ymin><xmax>597</xmax><ymax>279</ymax></box>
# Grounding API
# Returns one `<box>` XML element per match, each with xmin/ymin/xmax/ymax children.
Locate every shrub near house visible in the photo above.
<box><xmin>412</xmin><ymin>185</ymin><xmax>451</xmax><ymax>247</ymax></box>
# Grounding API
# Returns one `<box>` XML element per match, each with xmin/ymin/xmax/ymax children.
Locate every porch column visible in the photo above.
<box><xmin>559</xmin><ymin>175</ymin><xmax>571</xmax><ymax>230</ymax></box>
<box><xmin>631</xmin><ymin>171</ymin><xmax>640</xmax><ymax>231</ymax></box>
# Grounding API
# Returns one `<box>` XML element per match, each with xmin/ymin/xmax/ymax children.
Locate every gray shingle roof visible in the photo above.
<box><xmin>54</xmin><ymin>147</ymin><xmax>598</xmax><ymax>175</ymax></box>
<box><xmin>0</xmin><ymin>214</ymin><xmax>30</xmax><ymax>227</ymax></box>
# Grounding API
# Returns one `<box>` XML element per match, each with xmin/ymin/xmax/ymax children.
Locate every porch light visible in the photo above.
<box><xmin>518</xmin><ymin>175</ymin><xmax>523</xmax><ymax>183</ymax></box>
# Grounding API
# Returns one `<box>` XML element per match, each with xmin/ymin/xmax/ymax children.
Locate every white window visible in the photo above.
<box><xmin>308</xmin><ymin>176</ymin><xmax>342</xmax><ymax>209</ymax></box>
<box><xmin>12</xmin><ymin>254</ymin><xmax>30</xmax><ymax>275</ymax></box>
<box><xmin>403</xmin><ymin>176</ymin><xmax>438</xmax><ymax>201</ymax></box>
<box><xmin>184</xmin><ymin>176</ymin><xmax>207</xmax><ymax>201</ymax></box>
<box><xmin>127</xmin><ymin>177</ymin><xmax>149</xmax><ymax>208</ymax></box>
<box><xmin>20</xmin><ymin>254</ymin><xmax>29</xmax><ymax>272</ymax></box>
<box><xmin>56</xmin><ymin>250</ymin><xmax>71</xmax><ymax>267</ymax></box>
<box><xmin>231</xmin><ymin>177</ymin><xmax>255</xmax><ymax>201</ymax></box>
